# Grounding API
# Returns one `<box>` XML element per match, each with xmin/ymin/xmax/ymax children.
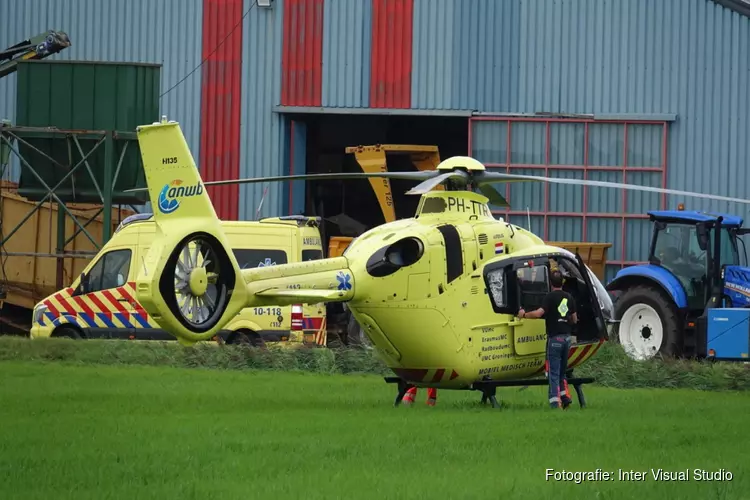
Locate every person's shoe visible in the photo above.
<box><xmin>549</xmin><ymin>402</ymin><xmax>561</xmax><ymax>409</ymax></box>
<box><xmin>561</xmin><ymin>396</ymin><xmax>573</xmax><ymax>410</ymax></box>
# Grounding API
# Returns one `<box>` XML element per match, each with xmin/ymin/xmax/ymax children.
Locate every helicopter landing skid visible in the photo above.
<box><xmin>472</xmin><ymin>375</ymin><xmax>595</xmax><ymax>409</ymax></box>
<box><xmin>383</xmin><ymin>375</ymin><xmax>595</xmax><ymax>409</ymax></box>
<box><xmin>388</xmin><ymin>378</ymin><xmax>416</xmax><ymax>407</ymax></box>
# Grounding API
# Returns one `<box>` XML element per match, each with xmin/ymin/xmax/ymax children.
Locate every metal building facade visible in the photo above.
<box><xmin>3</xmin><ymin>0</ymin><xmax>749</xmax><ymax>282</ymax></box>
<box><xmin>274</xmin><ymin>0</ymin><xmax>750</xmax><ymax>282</ymax></box>
<box><xmin>458</xmin><ymin>0</ymin><xmax>750</xmax><ymax>282</ymax></box>
<box><xmin>0</xmin><ymin>0</ymin><xmax>205</xmax><ymax>191</ymax></box>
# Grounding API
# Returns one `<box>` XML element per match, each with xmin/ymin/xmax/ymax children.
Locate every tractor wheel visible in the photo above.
<box><xmin>613</xmin><ymin>285</ymin><xmax>682</xmax><ymax>361</ymax></box>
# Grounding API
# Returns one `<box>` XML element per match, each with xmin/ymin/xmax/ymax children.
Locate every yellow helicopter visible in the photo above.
<box><xmin>128</xmin><ymin>117</ymin><xmax>750</xmax><ymax>409</ymax></box>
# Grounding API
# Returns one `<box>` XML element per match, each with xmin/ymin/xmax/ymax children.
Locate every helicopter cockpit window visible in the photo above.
<box><xmin>516</xmin><ymin>265</ymin><xmax>550</xmax><ymax>310</ymax></box>
<box><xmin>366</xmin><ymin>237</ymin><xmax>425</xmax><ymax>278</ymax></box>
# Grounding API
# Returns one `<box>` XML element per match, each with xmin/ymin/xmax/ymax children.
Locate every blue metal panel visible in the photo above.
<box><xmin>707</xmin><ymin>308</ymin><xmax>750</xmax><ymax>359</ymax></box>
<box><xmin>321</xmin><ymin>0</ymin><xmax>371</xmax><ymax>108</ymax></box>
<box><xmin>0</xmin><ymin>0</ymin><xmax>204</xmax><ymax>186</ymax></box>
<box><xmin>238</xmin><ymin>0</ymin><xmax>286</xmax><ymax>220</ymax></box>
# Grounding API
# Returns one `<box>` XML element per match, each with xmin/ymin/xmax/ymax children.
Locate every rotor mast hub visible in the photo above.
<box><xmin>189</xmin><ymin>267</ymin><xmax>208</xmax><ymax>296</ymax></box>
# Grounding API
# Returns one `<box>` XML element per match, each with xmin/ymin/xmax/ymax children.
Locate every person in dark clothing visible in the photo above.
<box><xmin>516</xmin><ymin>269</ymin><xmax>578</xmax><ymax>409</ymax></box>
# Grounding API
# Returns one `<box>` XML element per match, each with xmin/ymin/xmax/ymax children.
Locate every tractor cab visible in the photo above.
<box><xmin>607</xmin><ymin>207</ymin><xmax>750</xmax><ymax>361</ymax></box>
<box><xmin>647</xmin><ymin>210</ymin><xmax>746</xmax><ymax>311</ymax></box>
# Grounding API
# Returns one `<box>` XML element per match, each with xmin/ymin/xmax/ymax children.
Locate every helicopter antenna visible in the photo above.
<box><xmin>527</xmin><ymin>206</ymin><xmax>531</xmax><ymax>230</ymax></box>
<box><xmin>255</xmin><ymin>184</ymin><xmax>269</xmax><ymax>220</ymax></box>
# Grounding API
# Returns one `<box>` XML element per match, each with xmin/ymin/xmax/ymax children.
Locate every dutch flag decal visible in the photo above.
<box><xmin>495</xmin><ymin>242</ymin><xmax>504</xmax><ymax>254</ymax></box>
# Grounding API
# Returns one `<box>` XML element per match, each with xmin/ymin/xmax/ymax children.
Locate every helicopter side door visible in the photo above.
<box><xmin>482</xmin><ymin>255</ymin><xmax>552</xmax><ymax>358</ymax></box>
<box><xmin>570</xmin><ymin>252</ymin><xmax>608</xmax><ymax>341</ymax></box>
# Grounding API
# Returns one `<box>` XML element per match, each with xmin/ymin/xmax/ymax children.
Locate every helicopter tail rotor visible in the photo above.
<box><xmin>133</xmin><ymin>117</ymin><xmax>249</xmax><ymax>345</ymax></box>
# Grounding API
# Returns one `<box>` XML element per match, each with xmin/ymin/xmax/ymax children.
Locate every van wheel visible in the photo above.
<box><xmin>228</xmin><ymin>330</ymin><xmax>266</xmax><ymax>350</ymax></box>
<box><xmin>53</xmin><ymin>326</ymin><xmax>82</xmax><ymax>339</ymax></box>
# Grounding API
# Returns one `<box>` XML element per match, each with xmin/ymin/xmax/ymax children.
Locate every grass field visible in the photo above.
<box><xmin>0</xmin><ymin>359</ymin><xmax>747</xmax><ymax>499</ymax></box>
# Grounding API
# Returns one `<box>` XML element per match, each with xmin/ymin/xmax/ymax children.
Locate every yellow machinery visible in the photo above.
<box><xmin>343</xmin><ymin>144</ymin><xmax>443</xmax><ymax>224</ymax></box>
<box><xmin>0</xmin><ymin>181</ymin><xmax>135</xmax><ymax>310</ymax></box>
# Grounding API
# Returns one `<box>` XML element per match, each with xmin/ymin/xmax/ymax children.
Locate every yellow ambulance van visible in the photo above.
<box><xmin>29</xmin><ymin>213</ymin><xmax>327</xmax><ymax>347</ymax></box>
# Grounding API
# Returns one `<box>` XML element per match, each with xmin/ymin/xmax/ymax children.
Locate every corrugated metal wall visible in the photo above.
<box><xmin>200</xmin><ymin>0</ymin><xmax>244</xmax><ymax>220</ymax></box>
<box><xmin>0</xmin><ymin>0</ymin><xmax>204</xmax><ymax>187</ymax></box>
<box><xmin>238</xmin><ymin>0</ymin><xmax>287</xmax><ymax>220</ymax></box>
<box><xmin>370</xmin><ymin>0</ymin><xmax>414</xmax><ymax>108</ymax></box>
<box><xmin>4</xmin><ymin>0</ymin><xmax>748</xmax><ymax>275</ymax></box>
<box><xmin>321</xmin><ymin>0</ymin><xmax>371</xmax><ymax>108</ymax></box>
<box><xmin>281</xmin><ymin>0</ymin><xmax>323</xmax><ymax>106</ymax></box>
<box><xmin>463</xmin><ymin>0</ymin><xmax>750</xmax><ymax>282</ymax></box>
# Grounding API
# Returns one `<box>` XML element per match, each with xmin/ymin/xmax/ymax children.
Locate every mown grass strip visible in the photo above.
<box><xmin>0</xmin><ymin>336</ymin><xmax>748</xmax><ymax>391</ymax></box>
<box><xmin>0</xmin><ymin>361</ymin><xmax>747</xmax><ymax>499</ymax></box>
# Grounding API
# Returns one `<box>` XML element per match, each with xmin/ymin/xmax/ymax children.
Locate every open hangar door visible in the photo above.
<box><xmin>282</xmin><ymin>111</ymin><xmax>470</xmax><ymax>249</ymax></box>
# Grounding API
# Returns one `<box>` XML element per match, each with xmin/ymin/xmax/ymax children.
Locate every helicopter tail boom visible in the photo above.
<box><xmin>242</xmin><ymin>257</ymin><xmax>355</xmax><ymax>306</ymax></box>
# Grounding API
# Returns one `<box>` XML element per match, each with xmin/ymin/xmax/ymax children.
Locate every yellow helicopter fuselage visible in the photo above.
<box><xmin>333</xmin><ymin>192</ymin><xmax>605</xmax><ymax>388</ymax></box>
<box><xmin>240</xmin><ymin>190</ymin><xmax>609</xmax><ymax>389</ymax></box>
<box><xmin>132</xmin><ymin>119</ymin><xmax>611</xmax><ymax>391</ymax></box>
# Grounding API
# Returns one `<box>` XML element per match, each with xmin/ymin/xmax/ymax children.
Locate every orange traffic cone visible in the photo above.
<box><xmin>403</xmin><ymin>387</ymin><xmax>417</xmax><ymax>406</ymax></box>
<box><xmin>426</xmin><ymin>387</ymin><xmax>437</xmax><ymax>406</ymax></box>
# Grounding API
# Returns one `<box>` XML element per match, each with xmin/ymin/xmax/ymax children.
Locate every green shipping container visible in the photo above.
<box><xmin>13</xmin><ymin>60</ymin><xmax>161</xmax><ymax>204</ymax></box>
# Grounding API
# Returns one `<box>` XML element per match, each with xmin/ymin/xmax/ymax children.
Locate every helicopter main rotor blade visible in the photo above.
<box><xmin>404</xmin><ymin>170</ymin><xmax>470</xmax><ymax>195</ymax></box>
<box><xmin>475</xmin><ymin>172</ymin><xmax>750</xmax><ymax>206</ymax></box>
<box><xmin>476</xmin><ymin>183</ymin><xmax>510</xmax><ymax>208</ymax></box>
<box><xmin>124</xmin><ymin>170</ymin><xmax>440</xmax><ymax>193</ymax></box>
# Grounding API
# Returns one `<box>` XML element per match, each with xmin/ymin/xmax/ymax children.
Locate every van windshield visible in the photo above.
<box><xmin>233</xmin><ymin>249</ymin><xmax>288</xmax><ymax>269</ymax></box>
<box><xmin>302</xmin><ymin>249</ymin><xmax>323</xmax><ymax>261</ymax></box>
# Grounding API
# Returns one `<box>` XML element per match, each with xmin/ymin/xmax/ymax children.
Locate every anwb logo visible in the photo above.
<box><xmin>157</xmin><ymin>179</ymin><xmax>204</xmax><ymax>214</ymax></box>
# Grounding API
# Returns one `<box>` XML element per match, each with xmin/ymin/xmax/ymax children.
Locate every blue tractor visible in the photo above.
<box><xmin>606</xmin><ymin>209</ymin><xmax>750</xmax><ymax>361</ymax></box>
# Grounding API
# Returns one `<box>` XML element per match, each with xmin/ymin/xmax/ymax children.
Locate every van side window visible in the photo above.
<box><xmin>86</xmin><ymin>249</ymin><xmax>132</xmax><ymax>293</ymax></box>
<box><xmin>302</xmin><ymin>249</ymin><xmax>323</xmax><ymax>261</ymax></box>
<box><xmin>516</xmin><ymin>265</ymin><xmax>550</xmax><ymax>310</ymax></box>
<box><xmin>233</xmin><ymin>249</ymin><xmax>288</xmax><ymax>269</ymax></box>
